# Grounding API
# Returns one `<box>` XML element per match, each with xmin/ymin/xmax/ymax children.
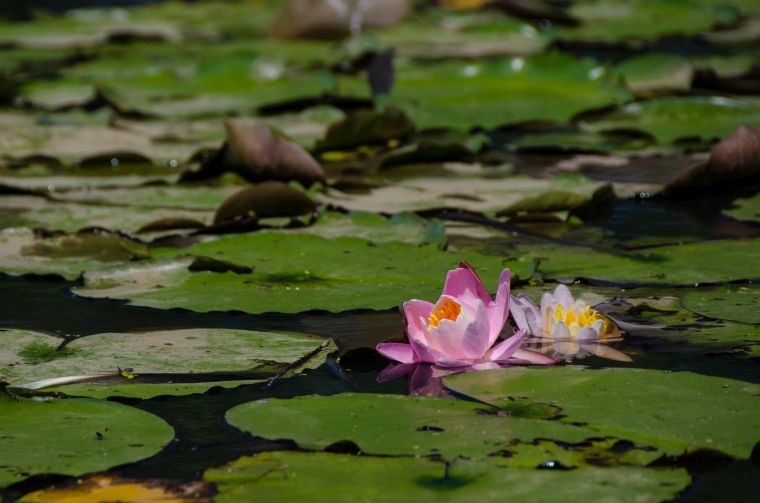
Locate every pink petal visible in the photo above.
<box><xmin>553</xmin><ymin>284</ymin><xmax>574</xmax><ymax>307</ymax></box>
<box><xmin>376</xmin><ymin>343</ymin><xmax>417</xmax><ymax>364</ymax></box>
<box><xmin>432</xmin><ymin>301</ymin><xmax>490</xmax><ymax>361</ymax></box>
<box><xmin>485</xmin><ymin>329</ymin><xmax>527</xmax><ymax>362</ymax></box>
<box><xmin>434</xmin><ymin>357</ymin><xmax>475</xmax><ymax>368</ymax></box>
<box><xmin>486</xmin><ymin>268</ymin><xmax>511</xmax><ymax>346</ymax></box>
<box><xmin>513</xmin><ymin>294</ymin><xmax>542</xmax><ymax>335</ymax></box>
<box><xmin>509</xmin><ymin>295</ymin><xmax>530</xmax><ymax>332</ymax></box>
<box><xmin>442</xmin><ymin>264</ymin><xmax>492</xmax><ymax>309</ymax></box>
<box><xmin>510</xmin><ymin>348</ymin><xmax>557</xmax><ymax>365</ymax></box>
<box><xmin>402</xmin><ymin>299</ymin><xmax>438</xmax><ymax>361</ymax></box>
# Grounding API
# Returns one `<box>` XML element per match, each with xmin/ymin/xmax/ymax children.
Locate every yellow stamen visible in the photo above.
<box><xmin>429</xmin><ymin>298</ymin><xmax>462</xmax><ymax>327</ymax></box>
<box><xmin>553</xmin><ymin>304</ymin><xmax>608</xmax><ymax>337</ymax></box>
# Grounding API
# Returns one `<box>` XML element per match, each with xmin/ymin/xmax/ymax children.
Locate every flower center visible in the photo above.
<box><xmin>428</xmin><ymin>298</ymin><xmax>462</xmax><ymax>327</ymax></box>
<box><xmin>553</xmin><ymin>304</ymin><xmax>613</xmax><ymax>337</ymax></box>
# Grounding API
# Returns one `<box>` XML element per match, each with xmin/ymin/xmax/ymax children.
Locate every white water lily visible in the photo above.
<box><xmin>510</xmin><ymin>284</ymin><xmax>621</xmax><ymax>341</ymax></box>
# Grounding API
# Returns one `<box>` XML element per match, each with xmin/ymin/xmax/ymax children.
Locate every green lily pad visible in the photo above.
<box><xmin>316</xmin><ymin>171</ymin><xmax>609</xmax><ymax>214</ymax></box>
<box><xmin>34</xmin><ymin>39</ymin><xmax>342</xmax><ymax>120</ymax></box>
<box><xmin>206</xmin><ymin>451</ymin><xmax>690</xmax><ymax>502</ymax></box>
<box><xmin>724</xmin><ymin>192</ymin><xmax>760</xmax><ymax>223</ymax></box>
<box><xmin>561</xmin><ymin>0</ymin><xmax>738</xmax><ymax>43</ymax></box>
<box><xmin>616</xmin><ymin>54</ymin><xmax>694</xmax><ymax>97</ymax></box>
<box><xmin>1</xmin><ymin>328</ymin><xmax>333</xmax><ymax>398</ymax></box>
<box><xmin>596</xmin><ymin>295</ymin><xmax>760</xmax><ymax>359</ymax></box>
<box><xmin>0</xmin><ymin>195</ymin><xmax>212</xmax><ymax>234</ymax></box>
<box><xmin>38</xmin><ymin>380</ymin><xmax>258</xmax><ymax>401</ymax></box>
<box><xmin>0</xmin><ymin>228</ymin><xmax>150</xmax><ymax>280</ymax></box>
<box><xmin>74</xmin><ymin>232</ymin><xmax>518</xmax><ymax>313</ymax></box>
<box><xmin>391</xmin><ymin>53</ymin><xmax>630</xmax><ymax>130</ymax></box>
<box><xmin>297</xmin><ymin>211</ymin><xmax>446</xmax><ymax>247</ymax></box>
<box><xmin>225</xmin><ymin>393</ymin><xmax>659</xmax><ymax>463</ymax></box>
<box><xmin>0</xmin><ymin>392</ymin><xmax>173</xmax><ymax>487</ymax></box>
<box><xmin>374</xmin><ymin>9</ymin><xmax>551</xmax><ymax>59</ymax></box>
<box><xmin>682</xmin><ymin>286</ymin><xmax>760</xmax><ymax>324</ymax></box>
<box><xmin>578</xmin><ymin>96</ymin><xmax>760</xmax><ymax>144</ymax></box>
<box><xmin>445</xmin><ymin>366</ymin><xmax>760</xmax><ymax>458</ymax></box>
<box><xmin>512</xmin><ymin>237</ymin><xmax>760</xmax><ymax>286</ymax></box>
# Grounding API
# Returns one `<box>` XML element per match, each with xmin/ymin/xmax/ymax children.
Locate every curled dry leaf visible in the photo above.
<box><xmin>213</xmin><ymin>181</ymin><xmax>316</xmax><ymax>225</ymax></box>
<box><xmin>226</xmin><ymin>120</ymin><xmax>325</xmax><ymax>185</ymax></box>
<box><xmin>193</xmin><ymin>120</ymin><xmax>326</xmax><ymax>186</ymax></box>
<box><xmin>269</xmin><ymin>0</ymin><xmax>410</xmax><ymax>40</ymax></box>
<box><xmin>664</xmin><ymin>125</ymin><xmax>760</xmax><ymax>196</ymax></box>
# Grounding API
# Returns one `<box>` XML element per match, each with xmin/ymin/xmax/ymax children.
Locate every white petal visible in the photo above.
<box><xmin>553</xmin><ymin>284</ymin><xmax>574</xmax><ymax>307</ymax></box>
<box><xmin>552</xmin><ymin>321</ymin><xmax>571</xmax><ymax>340</ymax></box>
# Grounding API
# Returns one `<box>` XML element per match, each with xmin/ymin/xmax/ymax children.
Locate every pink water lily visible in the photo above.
<box><xmin>377</xmin><ymin>262</ymin><xmax>554</xmax><ymax>368</ymax></box>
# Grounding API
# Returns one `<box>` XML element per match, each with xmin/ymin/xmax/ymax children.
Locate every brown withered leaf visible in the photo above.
<box><xmin>664</xmin><ymin>125</ymin><xmax>760</xmax><ymax>196</ymax></box>
<box><xmin>190</xmin><ymin>120</ymin><xmax>326</xmax><ymax>186</ymax></box>
<box><xmin>213</xmin><ymin>181</ymin><xmax>316</xmax><ymax>225</ymax></box>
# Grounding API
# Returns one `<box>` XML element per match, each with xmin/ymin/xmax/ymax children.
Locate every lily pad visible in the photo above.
<box><xmin>316</xmin><ymin>171</ymin><xmax>610</xmax><ymax>214</ymax></box>
<box><xmin>1</xmin><ymin>328</ymin><xmax>334</xmax><ymax>398</ymax></box>
<box><xmin>595</xmin><ymin>295</ymin><xmax>760</xmax><ymax>356</ymax></box>
<box><xmin>616</xmin><ymin>54</ymin><xmax>694</xmax><ymax>97</ymax></box>
<box><xmin>445</xmin><ymin>366</ymin><xmax>760</xmax><ymax>458</ymax></box>
<box><xmin>296</xmin><ymin>211</ymin><xmax>446</xmax><ymax>247</ymax></box>
<box><xmin>724</xmin><ymin>192</ymin><xmax>760</xmax><ymax>223</ymax></box>
<box><xmin>0</xmin><ymin>228</ymin><xmax>150</xmax><ymax>280</ymax></box>
<box><xmin>226</xmin><ymin>393</ymin><xmax>646</xmax><ymax>461</ymax></box>
<box><xmin>0</xmin><ymin>195</ymin><xmax>212</xmax><ymax>234</ymax></box>
<box><xmin>681</xmin><ymin>286</ymin><xmax>760</xmax><ymax>324</ymax></box>
<box><xmin>205</xmin><ymin>451</ymin><xmax>690</xmax><ymax>502</ymax></box>
<box><xmin>377</xmin><ymin>9</ymin><xmax>550</xmax><ymax>59</ymax></box>
<box><xmin>511</xmin><ymin>237</ymin><xmax>760</xmax><ymax>286</ymax></box>
<box><xmin>560</xmin><ymin>0</ymin><xmax>738</xmax><ymax>43</ymax></box>
<box><xmin>74</xmin><ymin>232</ymin><xmax>516</xmax><ymax>313</ymax></box>
<box><xmin>0</xmin><ymin>392</ymin><xmax>173</xmax><ymax>487</ymax></box>
<box><xmin>391</xmin><ymin>53</ymin><xmax>630</xmax><ymax>130</ymax></box>
<box><xmin>578</xmin><ymin>96</ymin><xmax>760</xmax><ymax>144</ymax></box>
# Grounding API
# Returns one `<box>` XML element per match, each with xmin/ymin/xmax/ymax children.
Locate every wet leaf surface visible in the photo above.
<box><xmin>1</xmin><ymin>328</ymin><xmax>334</xmax><ymax>397</ymax></box>
<box><xmin>445</xmin><ymin>366</ymin><xmax>760</xmax><ymax>458</ymax></box>
<box><xmin>0</xmin><ymin>392</ymin><xmax>173</xmax><ymax>488</ymax></box>
<box><xmin>73</xmin><ymin>232</ymin><xmax>513</xmax><ymax>313</ymax></box>
<box><xmin>205</xmin><ymin>451</ymin><xmax>690</xmax><ymax>502</ymax></box>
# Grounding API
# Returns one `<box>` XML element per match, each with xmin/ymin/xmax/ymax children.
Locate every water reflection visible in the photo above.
<box><xmin>378</xmin><ymin>361</ymin><xmax>511</xmax><ymax>397</ymax></box>
<box><xmin>378</xmin><ymin>338</ymin><xmax>632</xmax><ymax>397</ymax></box>
<box><xmin>523</xmin><ymin>337</ymin><xmax>632</xmax><ymax>362</ymax></box>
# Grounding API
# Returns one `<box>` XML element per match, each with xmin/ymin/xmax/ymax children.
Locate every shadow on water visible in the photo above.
<box><xmin>0</xmin><ymin>273</ymin><xmax>402</xmax><ymax>351</ymax></box>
